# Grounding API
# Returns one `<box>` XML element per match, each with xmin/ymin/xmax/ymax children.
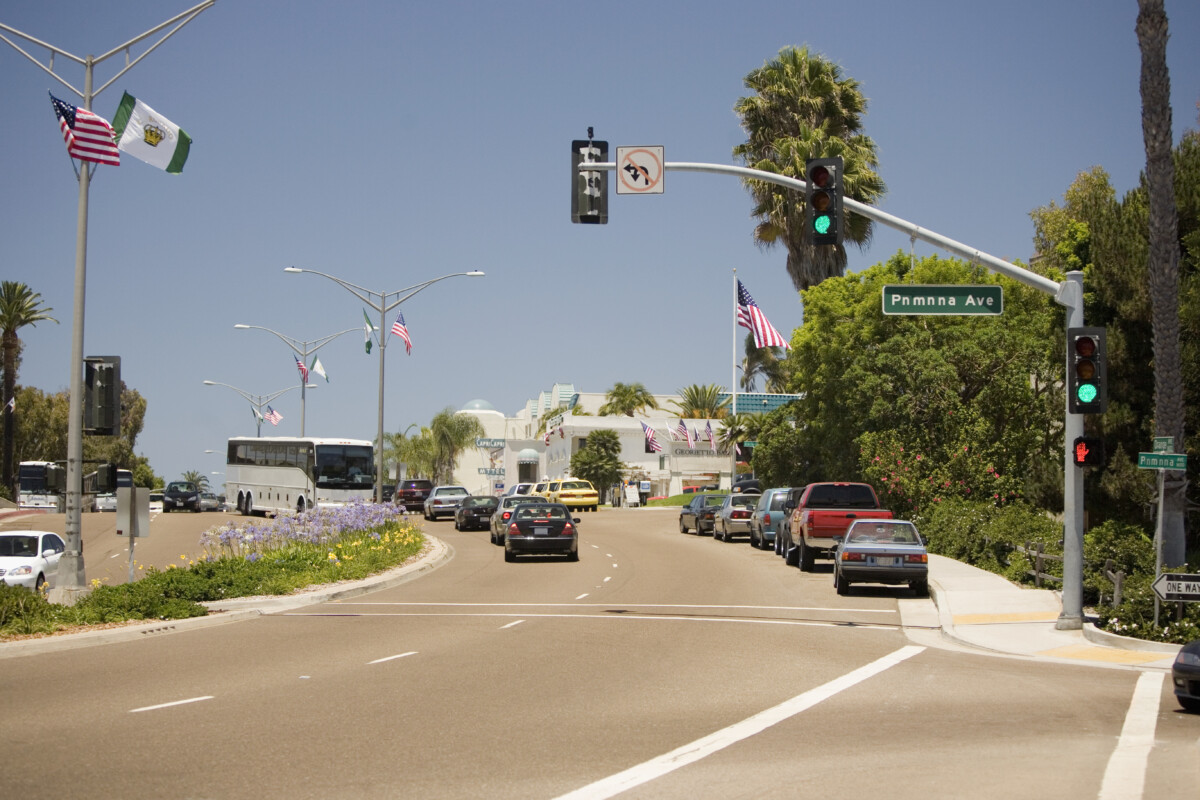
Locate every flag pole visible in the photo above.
<box><xmin>731</xmin><ymin>268</ymin><xmax>738</xmax><ymax>489</ymax></box>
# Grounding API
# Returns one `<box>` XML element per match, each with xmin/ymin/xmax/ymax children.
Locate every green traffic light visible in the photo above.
<box><xmin>814</xmin><ymin>214</ymin><xmax>831</xmax><ymax>235</ymax></box>
<box><xmin>1076</xmin><ymin>383</ymin><xmax>1098</xmax><ymax>403</ymax></box>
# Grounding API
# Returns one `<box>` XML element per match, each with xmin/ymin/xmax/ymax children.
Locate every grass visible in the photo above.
<box><xmin>0</xmin><ymin>500</ymin><xmax>425</xmax><ymax>640</ymax></box>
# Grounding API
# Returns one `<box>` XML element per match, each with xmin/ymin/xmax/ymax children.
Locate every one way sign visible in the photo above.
<box><xmin>1152</xmin><ymin>572</ymin><xmax>1200</xmax><ymax>603</ymax></box>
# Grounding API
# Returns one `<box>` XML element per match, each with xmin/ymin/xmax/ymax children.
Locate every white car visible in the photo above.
<box><xmin>92</xmin><ymin>493</ymin><xmax>117</xmax><ymax>512</ymax></box>
<box><xmin>422</xmin><ymin>485</ymin><xmax>469</xmax><ymax>521</ymax></box>
<box><xmin>0</xmin><ymin>531</ymin><xmax>65</xmax><ymax>592</ymax></box>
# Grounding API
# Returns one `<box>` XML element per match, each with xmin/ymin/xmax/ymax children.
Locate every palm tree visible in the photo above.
<box><xmin>740</xmin><ymin>333</ymin><xmax>788</xmax><ymax>393</ymax></box>
<box><xmin>1</xmin><ymin>282</ymin><xmax>57</xmax><ymax>497</ymax></box>
<box><xmin>670</xmin><ymin>383</ymin><xmax>730</xmax><ymax>419</ymax></box>
<box><xmin>733</xmin><ymin>45</ymin><xmax>887</xmax><ymax>291</ymax></box>
<box><xmin>381</xmin><ymin>424</ymin><xmax>420</xmax><ymax>484</ymax></box>
<box><xmin>598</xmin><ymin>382</ymin><xmax>659</xmax><ymax>417</ymax></box>
<box><xmin>428</xmin><ymin>407</ymin><xmax>485</xmax><ymax>485</ymax></box>
<box><xmin>718</xmin><ymin>413</ymin><xmax>758</xmax><ymax>459</ymax></box>
<box><xmin>181</xmin><ymin>470</ymin><xmax>211</xmax><ymax>492</ymax></box>
<box><xmin>1136</xmin><ymin>0</ymin><xmax>1186</xmax><ymax>565</ymax></box>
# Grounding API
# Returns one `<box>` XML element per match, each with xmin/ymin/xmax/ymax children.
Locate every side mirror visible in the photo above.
<box><xmin>573</xmin><ymin>517</ymin><xmax>581</xmax><ymax>524</ymax></box>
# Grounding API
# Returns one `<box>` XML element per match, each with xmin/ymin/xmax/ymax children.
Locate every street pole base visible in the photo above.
<box><xmin>47</xmin><ymin>585</ymin><xmax>92</xmax><ymax>607</ymax></box>
<box><xmin>1055</xmin><ymin>613</ymin><xmax>1083</xmax><ymax>631</ymax></box>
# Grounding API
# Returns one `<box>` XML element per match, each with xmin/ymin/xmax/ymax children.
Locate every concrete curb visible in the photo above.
<box><xmin>1082</xmin><ymin>622</ymin><xmax>1183</xmax><ymax>655</ymax></box>
<box><xmin>0</xmin><ymin>536</ymin><xmax>453</xmax><ymax>660</ymax></box>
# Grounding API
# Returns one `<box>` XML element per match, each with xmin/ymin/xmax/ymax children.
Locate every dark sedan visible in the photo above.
<box><xmin>678</xmin><ymin>493</ymin><xmax>727</xmax><ymax>535</ymax></box>
<box><xmin>503</xmin><ymin>502</ymin><xmax>579</xmax><ymax>562</ymax></box>
<box><xmin>1174</xmin><ymin>639</ymin><xmax>1200</xmax><ymax>713</ymax></box>
<box><xmin>454</xmin><ymin>495</ymin><xmax>499</xmax><ymax>531</ymax></box>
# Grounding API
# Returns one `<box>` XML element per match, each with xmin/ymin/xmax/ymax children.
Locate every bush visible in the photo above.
<box><xmin>914</xmin><ymin>498</ymin><xmax>1058</xmax><ymax>581</ymax></box>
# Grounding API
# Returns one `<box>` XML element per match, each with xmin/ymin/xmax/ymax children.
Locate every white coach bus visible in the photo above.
<box><xmin>17</xmin><ymin>461</ymin><xmax>65</xmax><ymax>512</ymax></box>
<box><xmin>225</xmin><ymin>437</ymin><xmax>375</xmax><ymax>516</ymax></box>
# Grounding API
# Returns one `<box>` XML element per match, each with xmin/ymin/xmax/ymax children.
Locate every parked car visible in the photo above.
<box><xmin>91</xmin><ymin>492</ymin><xmax>117</xmax><ymax>512</ymax></box>
<box><xmin>502</xmin><ymin>502</ymin><xmax>580</xmax><ymax>562</ymax></box>
<box><xmin>731</xmin><ymin>478</ymin><xmax>761</xmax><ymax>494</ymax></box>
<box><xmin>423</xmin><ymin>485</ymin><xmax>469</xmax><ymax>520</ymax></box>
<box><xmin>750</xmin><ymin>488</ymin><xmax>792</xmax><ymax>550</ymax></box>
<box><xmin>530</xmin><ymin>480</ymin><xmax>551</xmax><ymax>498</ymax></box>
<box><xmin>0</xmin><ymin>530</ymin><xmax>65</xmax><ymax>592</ymax></box>
<box><xmin>832</xmin><ymin>519</ymin><xmax>929</xmax><ymax>597</ymax></box>
<box><xmin>503</xmin><ymin>483</ymin><xmax>535</xmax><ymax>496</ymax></box>
<box><xmin>784</xmin><ymin>482</ymin><xmax>893</xmax><ymax>571</ymax></box>
<box><xmin>199</xmin><ymin>492</ymin><xmax>221</xmax><ymax>512</ymax></box>
<box><xmin>148</xmin><ymin>491</ymin><xmax>164</xmax><ymax>513</ymax></box>
<box><xmin>395</xmin><ymin>479</ymin><xmax>434</xmax><ymax>512</ymax></box>
<box><xmin>1173</xmin><ymin>639</ymin><xmax>1200</xmax><ymax>713</ymax></box>
<box><xmin>454</xmin><ymin>495</ymin><xmax>499</xmax><ymax>531</ymax></box>
<box><xmin>162</xmin><ymin>480</ymin><xmax>201</xmax><ymax>513</ymax></box>
<box><xmin>549</xmin><ymin>478</ymin><xmax>599</xmax><ymax>512</ymax></box>
<box><xmin>678</xmin><ymin>493</ymin><xmax>727</xmax><ymax>535</ymax></box>
<box><xmin>714</xmin><ymin>492</ymin><xmax>760</xmax><ymax>541</ymax></box>
<box><xmin>490</xmin><ymin>495</ymin><xmax>542</xmax><ymax>545</ymax></box>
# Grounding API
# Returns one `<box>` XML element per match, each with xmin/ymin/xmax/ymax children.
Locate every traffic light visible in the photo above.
<box><xmin>805</xmin><ymin>156</ymin><xmax>843</xmax><ymax>246</ymax></box>
<box><xmin>571</xmin><ymin>136</ymin><xmax>608</xmax><ymax>224</ymax></box>
<box><xmin>1066</xmin><ymin>327</ymin><xmax>1107</xmax><ymax>414</ymax></box>
<box><xmin>1072</xmin><ymin>437</ymin><xmax>1107</xmax><ymax>468</ymax></box>
<box><xmin>84</xmin><ymin>355</ymin><xmax>121</xmax><ymax>436</ymax></box>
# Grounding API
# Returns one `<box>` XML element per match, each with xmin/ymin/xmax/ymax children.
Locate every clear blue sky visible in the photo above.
<box><xmin>2</xmin><ymin>1</ymin><xmax>1198</xmax><ymax>485</ymax></box>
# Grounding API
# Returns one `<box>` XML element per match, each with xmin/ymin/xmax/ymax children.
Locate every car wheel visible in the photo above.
<box><xmin>750</xmin><ymin>527</ymin><xmax>759</xmax><ymax>548</ymax></box>
<box><xmin>910</xmin><ymin>579</ymin><xmax>929</xmax><ymax>597</ymax></box>
<box><xmin>799</xmin><ymin>541</ymin><xmax>815</xmax><ymax>572</ymax></box>
<box><xmin>680</xmin><ymin>517</ymin><xmax>689</xmax><ymax>534</ymax></box>
<box><xmin>568</xmin><ymin>549</ymin><xmax>579</xmax><ymax>562</ymax></box>
<box><xmin>504</xmin><ymin>548</ymin><xmax>515</xmax><ymax>563</ymax></box>
<box><xmin>784</xmin><ymin>542</ymin><xmax>799</xmax><ymax>566</ymax></box>
<box><xmin>35</xmin><ymin>573</ymin><xmax>46</xmax><ymax>593</ymax></box>
<box><xmin>1178</xmin><ymin>696</ymin><xmax>1200</xmax><ymax>713</ymax></box>
<box><xmin>835</xmin><ymin>568</ymin><xmax>850</xmax><ymax>596</ymax></box>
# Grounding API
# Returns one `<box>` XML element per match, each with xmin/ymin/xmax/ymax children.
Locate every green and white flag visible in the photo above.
<box><xmin>363</xmin><ymin>309</ymin><xmax>376</xmax><ymax>354</ymax></box>
<box><xmin>310</xmin><ymin>357</ymin><xmax>329</xmax><ymax>382</ymax></box>
<box><xmin>111</xmin><ymin>92</ymin><xmax>191</xmax><ymax>173</ymax></box>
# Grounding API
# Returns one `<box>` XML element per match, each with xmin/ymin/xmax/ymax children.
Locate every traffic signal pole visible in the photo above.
<box><xmin>578</xmin><ymin>157</ymin><xmax>1088</xmax><ymax>628</ymax></box>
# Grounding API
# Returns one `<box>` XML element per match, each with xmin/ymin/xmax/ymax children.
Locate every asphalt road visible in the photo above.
<box><xmin>2</xmin><ymin>508</ymin><xmax>1196</xmax><ymax>799</ymax></box>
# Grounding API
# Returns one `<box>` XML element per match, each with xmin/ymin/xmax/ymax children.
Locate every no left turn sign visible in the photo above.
<box><xmin>616</xmin><ymin>146</ymin><xmax>664</xmax><ymax>194</ymax></box>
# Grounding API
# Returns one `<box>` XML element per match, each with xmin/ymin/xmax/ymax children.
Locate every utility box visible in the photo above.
<box><xmin>116</xmin><ymin>487</ymin><xmax>150</xmax><ymax>538</ymax></box>
<box><xmin>84</xmin><ymin>356</ymin><xmax>121</xmax><ymax>436</ymax></box>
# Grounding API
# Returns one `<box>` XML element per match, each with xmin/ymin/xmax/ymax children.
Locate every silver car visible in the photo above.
<box><xmin>714</xmin><ymin>493</ymin><xmax>761</xmax><ymax>542</ymax></box>
<box><xmin>423</xmin><ymin>485</ymin><xmax>469</xmax><ymax>521</ymax></box>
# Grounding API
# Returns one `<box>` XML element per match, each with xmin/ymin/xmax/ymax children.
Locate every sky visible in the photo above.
<box><xmin>2</xmin><ymin>0</ymin><xmax>1198</xmax><ymax>485</ymax></box>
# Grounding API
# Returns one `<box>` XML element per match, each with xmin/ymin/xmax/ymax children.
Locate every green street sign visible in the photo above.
<box><xmin>1137</xmin><ymin>452</ymin><xmax>1187</xmax><ymax>471</ymax></box>
<box><xmin>1153</xmin><ymin>437</ymin><xmax>1173</xmax><ymax>453</ymax></box>
<box><xmin>882</xmin><ymin>285</ymin><xmax>1003</xmax><ymax>315</ymax></box>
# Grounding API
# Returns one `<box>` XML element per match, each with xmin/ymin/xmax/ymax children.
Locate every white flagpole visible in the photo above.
<box><xmin>731</xmin><ymin>269</ymin><xmax>738</xmax><ymax>488</ymax></box>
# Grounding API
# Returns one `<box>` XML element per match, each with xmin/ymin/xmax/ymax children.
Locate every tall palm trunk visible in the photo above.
<box><xmin>1137</xmin><ymin>0</ymin><xmax>1187</xmax><ymax>565</ymax></box>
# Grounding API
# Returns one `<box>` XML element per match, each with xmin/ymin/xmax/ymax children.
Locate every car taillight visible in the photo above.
<box><xmin>905</xmin><ymin>554</ymin><xmax>928</xmax><ymax>563</ymax></box>
<box><xmin>502</xmin><ymin>511</ymin><xmax>513</xmax><ymax>521</ymax></box>
<box><xmin>508</xmin><ymin>523</ymin><xmax>519</xmax><ymax>534</ymax></box>
<box><xmin>841</xmin><ymin>552</ymin><xmax>865</xmax><ymax>562</ymax></box>
<box><xmin>763</xmin><ymin>513</ymin><xmax>772</xmax><ymax>525</ymax></box>
<box><xmin>563</xmin><ymin>523</ymin><xmax>575</xmax><ymax>536</ymax></box>
<box><xmin>734</xmin><ymin>510</ymin><xmax>749</xmax><ymax>519</ymax></box>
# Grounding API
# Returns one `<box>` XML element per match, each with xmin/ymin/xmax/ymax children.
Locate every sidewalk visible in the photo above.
<box><xmin>924</xmin><ymin>553</ymin><xmax>1181</xmax><ymax>671</ymax></box>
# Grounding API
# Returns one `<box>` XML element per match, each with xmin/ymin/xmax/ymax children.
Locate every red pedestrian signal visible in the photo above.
<box><xmin>1073</xmin><ymin>436</ymin><xmax>1106</xmax><ymax>467</ymax></box>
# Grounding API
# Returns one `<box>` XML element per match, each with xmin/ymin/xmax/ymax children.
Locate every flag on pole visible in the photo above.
<box><xmin>4</xmin><ymin>396</ymin><xmax>14</xmax><ymax>413</ymax></box>
<box><xmin>294</xmin><ymin>355</ymin><xmax>309</xmax><ymax>382</ymax></box>
<box><xmin>737</xmin><ymin>280</ymin><xmax>791</xmax><ymax>350</ymax></box>
<box><xmin>543</xmin><ymin>430</ymin><xmax>550</xmax><ymax>445</ymax></box>
<box><xmin>391</xmin><ymin>311</ymin><xmax>412</xmax><ymax>355</ymax></box>
<box><xmin>363</xmin><ymin>309</ymin><xmax>375</xmax><ymax>354</ymax></box>
<box><xmin>676</xmin><ymin>420</ymin><xmax>694</xmax><ymax>448</ymax></box>
<box><xmin>310</xmin><ymin>357</ymin><xmax>329</xmax><ymax>382</ymax></box>
<box><xmin>50</xmin><ymin>93</ymin><xmax>120</xmax><ymax>165</ymax></box>
<box><xmin>252</xmin><ymin>406</ymin><xmax>264</xmax><ymax>424</ymax></box>
<box><xmin>264</xmin><ymin>406</ymin><xmax>282</xmax><ymax>426</ymax></box>
<box><xmin>640</xmin><ymin>421</ymin><xmax>663</xmax><ymax>453</ymax></box>
<box><xmin>705</xmin><ymin>420</ymin><xmax>716</xmax><ymax>452</ymax></box>
<box><xmin>111</xmin><ymin>92</ymin><xmax>191</xmax><ymax>173</ymax></box>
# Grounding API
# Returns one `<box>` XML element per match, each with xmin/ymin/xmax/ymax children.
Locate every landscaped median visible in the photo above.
<box><xmin>0</xmin><ymin>501</ymin><xmax>425</xmax><ymax>641</ymax></box>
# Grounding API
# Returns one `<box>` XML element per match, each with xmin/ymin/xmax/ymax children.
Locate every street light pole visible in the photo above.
<box><xmin>233</xmin><ymin>325</ymin><xmax>357</xmax><ymax>435</ymax></box>
<box><xmin>203</xmin><ymin>380</ymin><xmax>313</xmax><ymax>437</ymax></box>
<box><xmin>0</xmin><ymin>1</ymin><xmax>217</xmax><ymax>604</ymax></box>
<box><xmin>284</xmin><ymin>267</ymin><xmax>485</xmax><ymax>502</ymax></box>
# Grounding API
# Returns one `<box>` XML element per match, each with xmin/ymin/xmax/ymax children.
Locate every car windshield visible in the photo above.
<box><xmin>807</xmin><ymin>484</ymin><xmax>879</xmax><ymax>509</ymax></box>
<box><xmin>167</xmin><ymin>482</ymin><xmax>196</xmax><ymax>492</ymax></box>
<box><xmin>847</xmin><ymin>522</ymin><xmax>921</xmax><ymax>544</ymax></box>
<box><xmin>730</xmin><ymin>496</ymin><xmax>758</xmax><ymax>508</ymax></box>
<box><xmin>0</xmin><ymin>535</ymin><xmax>39</xmax><ymax>557</ymax></box>
<box><xmin>517</xmin><ymin>505</ymin><xmax>567</xmax><ymax>520</ymax></box>
<box><xmin>465</xmin><ymin>497</ymin><xmax>497</xmax><ymax>507</ymax></box>
<box><xmin>561</xmin><ymin>481</ymin><xmax>591</xmax><ymax>490</ymax></box>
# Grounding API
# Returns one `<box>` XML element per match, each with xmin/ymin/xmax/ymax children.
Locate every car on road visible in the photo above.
<box><xmin>502</xmin><ymin>502</ymin><xmax>579</xmax><ymax>562</ymax></box>
<box><xmin>548</xmin><ymin>478</ymin><xmax>599</xmax><ymax>512</ymax></box>
<box><xmin>503</xmin><ymin>483</ymin><xmax>535</xmax><ymax>496</ymax></box>
<box><xmin>454</xmin><ymin>495</ymin><xmax>499</xmax><ymax>531</ymax></box>
<box><xmin>163</xmin><ymin>480</ymin><xmax>201</xmax><ymax>513</ymax></box>
<box><xmin>0</xmin><ymin>530</ymin><xmax>65</xmax><ymax>592</ymax></box>
<box><xmin>1173</xmin><ymin>639</ymin><xmax>1200</xmax><ymax>713</ymax></box>
<box><xmin>148</xmin><ymin>491</ymin><xmax>164</xmax><ymax>513</ymax></box>
<box><xmin>423</xmin><ymin>485</ymin><xmax>469</xmax><ymax>520</ymax></box>
<box><xmin>750</xmin><ymin>488</ymin><xmax>791</xmax><ymax>550</ymax></box>
<box><xmin>490</xmin><ymin>494</ymin><xmax>542</xmax><ymax>544</ymax></box>
<box><xmin>199</xmin><ymin>492</ymin><xmax>221</xmax><ymax>512</ymax></box>
<box><xmin>530</xmin><ymin>480</ymin><xmax>551</xmax><ymax>498</ymax></box>
<box><xmin>832</xmin><ymin>519</ymin><xmax>929</xmax><ymax>597</ymax></box>
<box><xmin>394</xmin><ymin>479</ymin><xmax>434</xmax><ymax>512</ymax></box>
<box><xmin>92</xmin><ymin>492</ymin><xmax>117</xmax><ymax>512</ymax></box>
<box><xmin>731</xmin><ymin>478</ymin><xmax>761</xmax><ymax>494</ymax></box>
<box><xmin>714</xmin><ymin>492</ymin><xmax>760</xmax><ymax>541</ymax></box>
<box><xmin>678</xmin><ymin>493</ymin><xmax>727</xmax><ymax>535</ymax></box>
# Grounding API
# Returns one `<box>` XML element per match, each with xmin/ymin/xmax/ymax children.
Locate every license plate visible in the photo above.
<box><xmin>534</xmin><ymin>527</ymin><xmax>549</xmax><ymax>536</ymax></box>
<box><xmin>873</xmin><ymin>556</ymin><xmax>897</xmax><ymax>566</ymax></box>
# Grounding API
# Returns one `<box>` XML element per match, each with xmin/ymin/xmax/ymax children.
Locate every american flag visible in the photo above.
<box><xmin>50</xmin><ymin>93</ymin><xmax>120</xmax><ymax>166</ymax></box>
<box><xmin>294</xmin><ymin>355</ymin><xmax>309</xmax><ymax>382</ymax></box>
<box><xmin>737</xmin><ymin>280</ymin><xmax>790</xmax><ymax>350</ymax></box>
<box><xmin>640</xmin><ymin>421</ymin><xmax>663</xmax><ymax>453</ymax></box>
<box><xmin>264</xmin><ymin>406</ymin><xmax>283</xmax><ymax>426</ymax></box>
<box><xmin>391</xmin><ymin>311</ymin><xmax>412</xmax><ymax>354</ymax></box>
<box><xmin>677</xmin><ymin>420</ymin><xmax>694</xmax><ymax>448</ymax></box>
<box><xmin>705</xmin><ymin>420</ymin><xmax>716</xmax><ymax>452</ymax></box>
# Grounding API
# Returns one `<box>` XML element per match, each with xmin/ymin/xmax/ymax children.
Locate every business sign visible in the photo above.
<box><xmin>1152</xmin><ymin>573</ymin><xmax>1200</xmax><ymax>603</ymax></box>
<box><xmin>1137</xmin><ymin>452</ymin><xmax>1187</xmax><ymax>471</ymax></box>
<box><xmin>882</xmin><ymin>285</ymin><xmax>1003</xmax><ymax>315</ymax></box>
<box><xmin>477</xmin><ymin>467</ymin><xmax>505</xmax><ymax>476</ymax></box>
<box><xmin>476</xmin><ymin>438</ymin><xmax>505</xmax><ymax>449</ymax></box>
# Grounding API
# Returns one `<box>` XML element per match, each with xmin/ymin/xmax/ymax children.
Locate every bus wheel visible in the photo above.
<box><xmin>297</xmin><ymin>497</ymin><xmax>306</xmax><ymax>514</ymax></box>
<box><xmin>241</xmin><ymin>494</ymin><xmax>252</xmax><ymax>516</ymax></box>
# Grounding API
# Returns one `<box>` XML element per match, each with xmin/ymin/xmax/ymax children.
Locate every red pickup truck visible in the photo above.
<box><xmin>783</xmin><ymin>482</ymin><xmax>893</xmax><ymax>571</ymax></box>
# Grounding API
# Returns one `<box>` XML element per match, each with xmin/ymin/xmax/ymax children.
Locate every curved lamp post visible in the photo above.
<box><xmin>203</xmin><ymin>380</ymin><xmax>314</xmax><ymax>436</ymax></box>
<box><xmin>284</xmin><ymin>266</ymin><xmax>485</xmax><ymax>501</ymax></box>
<box><xmin>233</xmin><ymin>324</ymin><xmax>358</xmax><ymax>435</ymax></box>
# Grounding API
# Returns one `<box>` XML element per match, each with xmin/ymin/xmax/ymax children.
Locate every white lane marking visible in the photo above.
<box><xmin>290</xmin><ymin>612</ymin><xmax>897</xmax><ymax>631</ymax></box>
<box><xmin>1097</xmin><ymin>671</ymin><xmax>1163</xmax><ymax>800</ymax></box>
<box><xmin>612</xmin><ymin>563</ymin><xmax>618</xmax><ymax>568</ymax></box>
<box><xmin>130</xmin><ymin>696</ymin><xmax>214</xmax><ymax>713</ymax></box>
<box><xmin>575</xmin><ymin>594</ymin><xmax>589</xmax><ymax>600</ymax></box>
<box><xmin>603</xmin><ymin>577</ymin><xmax>612</xmax><ymax>583</ymax></box>
<box><xmin>334</xmin><ymin>602</ymin><xmax>896</xmax><ymax>615</ymax></box>
<box><xmin>500</xmin><ymin>620</ymin><xmax>525</xmax><ymax>629</ymax></box>
<box><xmin>367</xmin><ymin>651</ymin><xmax>418</xmax><ymax>665</ymax></box>
<box><xmin>554</xmin><ymin>645</ymin><xmax>925</xmax><ymax>799</ymax></box>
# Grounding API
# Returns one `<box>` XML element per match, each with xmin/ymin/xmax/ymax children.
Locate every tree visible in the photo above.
<box><xmin>733</xmin><ymin>45</ymin><xmax>887</xmax><ymax>291</ymax></box>
<box><xmin>0</xmin><ymin>281</ymin><xmax>56</xmax><ymax>497</ymax></box>
<box><xmin>670</xmin><ymin>384</ymin><xmax>729</xmax><ymax>419</ymax></box>
<box><xmin>381</xmin><ymin>425</ymin><xmax>420</xmax><ymax>484</ymax></box>
<box><xmin>740</xmin><ymin>332</ymin><xmax>788</xmax><ymax>392</ymax></box>
<box><xmin>570</xmin><ymin>429</ymin><xmax>622</xmax><ymax>503</ymax></box>
<box><xmin>428</xmin><ymin>407</ymin><xmax>485</xmax><ymax>485</ymax></box>
<box><xmin>181</xmin><ymin>470</ymin><xmax>211</xmax><ymax>492</ymax></box>
<box><xmin>598</xmin><ymin>382</ymin><xmax>659</xmax><ymax>417</ymax></box>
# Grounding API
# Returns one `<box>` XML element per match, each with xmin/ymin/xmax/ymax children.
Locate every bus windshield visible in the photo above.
<box><xmin>314</xmin><ymin>444</ymin><xmax>375</xmax><ymax>488</ymax></box>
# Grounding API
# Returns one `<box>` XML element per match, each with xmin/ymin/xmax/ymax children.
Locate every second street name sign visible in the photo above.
<box><xmin>882</xmin><ymin>285</ymin><xmax>1003</xmax><ymax>315</ymax></box>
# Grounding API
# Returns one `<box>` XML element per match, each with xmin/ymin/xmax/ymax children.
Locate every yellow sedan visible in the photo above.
<box><xmin>549</xmin><ymin>479</ymin><xmax>599</xmax><ymax>512</ymax></box>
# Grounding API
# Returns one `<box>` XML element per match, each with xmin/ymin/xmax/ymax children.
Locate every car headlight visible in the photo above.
<box><xmin>1177</xmin><ymin>651</ymin><xmax>1200</xmax><ymax>668</ymax></box>
<box><xmin>8</xmin><ymin>565</ymin><xmax>33</xmax><ymax>576</ymax></box>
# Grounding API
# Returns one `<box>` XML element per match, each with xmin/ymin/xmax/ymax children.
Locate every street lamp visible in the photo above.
<box><xmin>285</xmin><ymin>266</ymin><xmax>485</xmax><ymax>501</ymax></box>
<box><xmin>203</xmin><ymin>380</ymin><xmax>315</xmax><ymax>437</ymax></box>
<box><xmin>233</xmin><ymin>324</ymin><xmax>358</xmax><ymax>435</ymax></box>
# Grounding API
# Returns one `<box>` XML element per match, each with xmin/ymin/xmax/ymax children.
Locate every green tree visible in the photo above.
<box><xmin>0</xmin><ymin>281</ymin><xmax>56</xmax><ymax>496</ymax></box>
<box><xmin>670</xmin><ymin>384</ymin><xmax>729</xmax><ymax>419</ymax></box>
<box><xmin>733</xmin><ymin>45</ymin><xmax>887</xmax><ymax>291</ymax></box>
<box><xmin>598</xmin><ymin>382</ymin><xmax>659</xmax><ymax>417</ymax></box>
<box><xmin>428</xmin><ymin>408</ymin><xmax>485</xmax><ymax>485</ymax></box>
<box><xmin>570</xmin><ymin>429</ymin><xmax>622</xmax><ymax>503</ymax></box>
<box><xmin>739</xmin><ymin>333</ymin><xmax>789</xmax><ymax>392</ymax></box>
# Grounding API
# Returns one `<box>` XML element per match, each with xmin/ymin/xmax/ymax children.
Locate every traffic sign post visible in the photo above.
<box><xmin>615</xmin><ymin>146</ymin><xmax>664</xmax><ymax>194</ymax></box>
<box><xmin>882</xmin><ymin>285</ymin><xmax>1003</xmax><ymax>315</ymax></box>
<box><xmin>1152</xmin><ymin>573</ymin><xmax>1200</xmax><ymax>603</ymax></box>
<box><xmin>1139</xmin><ymin>447</ymin><xmax>1189</xmax><ymax>626</ymax></box>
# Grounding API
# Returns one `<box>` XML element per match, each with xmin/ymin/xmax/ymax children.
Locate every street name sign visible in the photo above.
<box><xmin>1153</xmin><ymin>437</ymin><xmax>1173</xmax><ymax>453</ymax></box>
<box><xmin>1137</xmin><ymin>452</ymin><xmax>1187</xmax><ymax>471</ymax></box>
<box><xmin>1152</xmin><ymin>573</ymin><xmax>1200</xmax><ymax>603</ymax></box>
<box><xmin>882</xmin><ymin>285</ymin><xmax>1003</xmax><ymax>315</ymax></box>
